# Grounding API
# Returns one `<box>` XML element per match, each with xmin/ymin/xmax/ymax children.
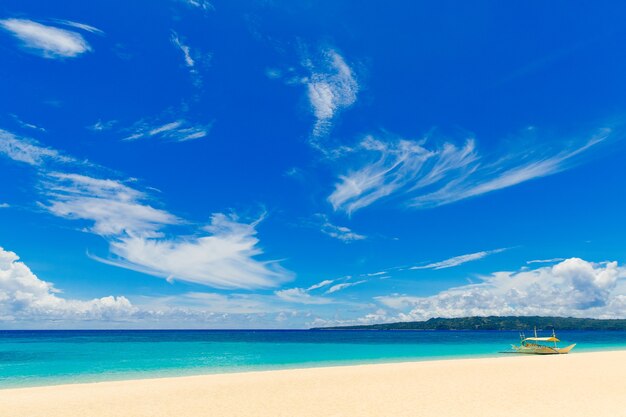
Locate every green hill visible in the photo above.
<box><xmin>311</xmin><ymin>316</ymin><xmax>626</xmax><ymax>331</ymax></box>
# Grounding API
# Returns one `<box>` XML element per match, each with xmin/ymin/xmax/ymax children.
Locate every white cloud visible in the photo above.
<box><xmin>527</xmin><ymin>258</ymin><xmax>566</xmax><ymax>264</ymax></box>
<box><xmin>0</xmin><ymin>246</ymin><xmax>304</xmax><ymax>328</ymax></box>
<box><xmin>0</xmin><ymin>203</ymin><xmax>9</xmax><ymax>208</ymax></box>
<box><xmin>179</xmin><ymin>0</ymin><xmax>214</xmax><ymax>11</ymax></box>
<box><xmin>0</xmin><ymin>131</ymin><xmax>289</xmax><ymax>291</ymax></box>
<box><xmin>275</xmin><ymin>275</ymin><xmax>367</xmax><ymax>304</ymax></box>
<box><xmin>41</xmin><ymin>173</ymin><xmax>291</xmax><ymax>289</ymax></box>
<box><xmin>376</xmin><ymin>258</ymin><xmax>626</xmax><ymax>321</ymax></box>
<box><xmin>124</xmin><ymin>118</ymin><xmax>211</xmax><ymax>142</ymax></box>
<box><xmin>329</xmin><ymin>128</ymin><xmax>610</xmax><ymax>214</ymax></box>
<box><xmin>0</xmin><ymin>129</ymin><xmax>74</xmax><ymax>166</ymax></box>
<box><xmin>10</xmin><ymin>114</ymin><xmax>46</xmax><ymax>132</ymax></box>
<box><xmin>88</xmin><ymin>120</ymin><xmax>117</xmax><ymax>131</ymax></box>
<box><xmin>139</xmin><ymin>292</ymin><xmax>278</xmax><ymax>315</ymax></box>
<box><xmin>302</xmin><ymin>48</ymin><xmax>359</xmax><ymax>137</ymax></box>
<box><xmin>275</xmin><ymin>287</ymin><xmax>332</xmax><ymax>304</ymax></box>
<box><xmin>170</xmin><ymin>31</ymin><xmax>210</xmax><ymax>87</ymax></box>
<box><xmin>149</xmin><ymin>120</ymin><xmax>184</xmax><ymax>136</ymax></box>
<box><xmin>0</xmin><ymin>246</ymin><xmax>136</xmax><ymax>323</ymax></box>
<box><xmin>307</xmin><ymin>279</ymin><xmax>334</xmax><ymax>291</ymax></box>
<box><xmin>411</xmin><ymin>248</ymin><xmax>508</xmax><ymax>270</ymax></box>
<box><xmin>318</xmin><ymin>214</ymin><xmax>366</xmax><ymax>242</ymax></box>
<box><xmin>0</xmin><ymin>18</ymin><xmax>92</xmax><ymax>58</ymax></box>
<box><xmin>325</xmin><ymin>280</ymin><xmax>366</xmax><ymax>294</ymax></box>
<box><xmin>103</xmin><ymin>213</ymin><xmax>293</xmax><ymax>289</ymax></box>
<box><xmin>53</xmin><ymin>19</ymin><xmax>103</xmax><ymax>35</ymax></box>
<box><xmin>42</xmin><ymin>172</ymin><xmax>179</xmax><ymax>237</ymax></box>
<box><xmin>171</xmin><ymin>32</ymin><xmax>195</xmax><ymax>68</ymax></box>
<box><xmin>265</xmin><ymin>68</ymin><xmax>282</xmax><ymax>79</ymax></box>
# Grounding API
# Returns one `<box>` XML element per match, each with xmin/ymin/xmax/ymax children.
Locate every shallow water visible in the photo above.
<box><xmin>1</xmin><ymin>329</ymin><xmax>625</xmax><ymax>388</ymax></box>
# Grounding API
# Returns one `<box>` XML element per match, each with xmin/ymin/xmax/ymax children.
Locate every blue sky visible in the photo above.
<box><xmin>1</xmin><ymin>1</ymin><xmax>626</xmax><ymax>328</ymax></box>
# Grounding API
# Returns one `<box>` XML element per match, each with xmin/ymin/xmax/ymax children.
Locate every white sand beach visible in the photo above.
<box><xmin>1</xmin><ymin>350</ymin><xmax>625</xmax><ymax>417</ymax></box>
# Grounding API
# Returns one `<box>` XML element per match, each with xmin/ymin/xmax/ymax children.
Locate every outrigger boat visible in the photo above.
<box><xmin>511</xmin><ymin>327</ymin><xmax>576</xmax><ymax>355</ymax></box>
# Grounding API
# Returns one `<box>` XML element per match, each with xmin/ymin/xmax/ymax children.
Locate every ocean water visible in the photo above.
<box><xmin>1</xmin><ymin>330</ymin><xmax>625</xmax><ymax>388</ymax></box>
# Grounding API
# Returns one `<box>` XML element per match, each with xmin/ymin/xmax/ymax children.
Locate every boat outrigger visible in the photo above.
<box><xmin>511</xmin><ymin>327</ymin><xmax>576</xmax><ymax>355</ymax></box>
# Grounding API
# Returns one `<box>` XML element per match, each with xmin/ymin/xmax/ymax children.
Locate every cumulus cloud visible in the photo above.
<box><xmin>0</xmin><ymin>246</ymin><xmax>136</xmax><ymax>323</ymax></box>
<box><xmin>302</xmin><ymin>48</ymin><xmax>359</xmax><ymax>138</ymax></box>
<box><xmin>0</xmin><ymin>246</ymin><xmax>304</xmax><ymax>328</ymax></box>
<box><xmin>329</xmin><ymin>128</ymin><xmax>610</xmax><ymax>214</ymax></box>
<box><xmin>376</xmin><ymin>258</ymin><xmax>626</xmax><ymax>321</ymax></box>
<box><xmin>0</xmin><ymin>18</ymin><xmax>92</xmax><ymax>58</ymax></box>
<box><xmin>411</xmin><ymin>248</ymin><xmax>508</xmax><ymax>270</ymax></box>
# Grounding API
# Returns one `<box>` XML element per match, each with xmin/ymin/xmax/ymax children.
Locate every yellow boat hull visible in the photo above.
<box><xmin>513</xmin><ymin>343</ymin><xmax>576</xmax><ymax>355</ymax></box>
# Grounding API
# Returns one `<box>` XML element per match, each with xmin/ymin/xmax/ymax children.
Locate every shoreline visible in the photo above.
<box><xmin>2</xmin><ymin>346</ymin><xmax>625</xmax><ymax>390</ymax></box>
<box><xmin>1</xmin><ymin>350</ymin><xmax>625</xmax><ymax>416</ymax></box>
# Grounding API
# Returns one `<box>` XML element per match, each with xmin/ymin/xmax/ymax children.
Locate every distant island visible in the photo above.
<box><xmin>311</xmin><ymin>316</ymin><xmax>626</xmax><ymax>331</ymax></box>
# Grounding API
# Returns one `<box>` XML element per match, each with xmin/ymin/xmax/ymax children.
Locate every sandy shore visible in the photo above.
<box><xmin>1</xmin><ymin>351</ymin><xmax>625</xmax><ymax>417</ymax></box>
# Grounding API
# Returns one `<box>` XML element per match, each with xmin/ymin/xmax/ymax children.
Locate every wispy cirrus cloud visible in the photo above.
<box><xmin>325</xmin><ymin>280</ymin><xmax>366</xmax><ymax>294</ymax></box>
<box><xmin>41</xmin><ymin>173</ymin><xmax>291</xmax><ymax>289</ymax></box>
<box><xmin>10</xmin><ymin>114</ymin><xmax>46</xmax><ymax>132</ymax></box>
<box><xmin>0</xmin><ymin>128</ymin><xmax>290</xmax><ymax>290</ymax></box>
<box><xmin>276</xmin><ymin>274</ymin><xmax>369</xmax><ymax>304</ymax></box>
<box><xmin>171</xmin><ymin>31</ymin><xmax>194</xmax><ymax>68</ymax></box>
<box><xmin>526</xmin><ymin>257</ymin><xmax>566</xmax><ymax>264</ymax></box>
<box><xmin>0</xmin><ymin>18</ymin><xmax>96</xmax><ymax>58</ymax></box>
<box><xmin>0</xmin><ymin>129</ymin><xmax>75</xmax><ymax>166</ymax></box>
<box><xmin>123</xmin><ymin>118</ymin><xmax>212</xmax><ymax>142</ymax></box>
<box><xmin>89</xmin><ymin>103</ymin><xmax>212</xmax><ymax>143</ymax></box>
<box><xmin>375</xmin><ymin>258</ymin><xmax>626</xmax><ymax>321</ymax></box>
<box><xmin>274</xmin><ymin>287</ymin><xmax>333</xmax><ymax>305</ymax></box>
<box><xmin>42</xmin><ymin>172</ymin><xmax>180</xmax><ymax>237</ymax></box>
<box><xmin>270</xmin><ymin>47</ymin><xmax>359</xmax><ymax>143</ymax></box>
<box><xmin>88</xmin><ymin>119</ymin><xmax>117</xmax><ymax>132</ymax></box>
<box><xmin>178</xmin><ymin>0</ymin><xmax>214</xmax><ymax>12</ymax></box>
<box><xmin>170</xmin><ymin>31</ymin><xmax>210</xmax><ymax>87</ymax></box>
<box><xmin>410</xmin><ymin>248</ymin><xmax>508</xmax><ymax>270</ymax></box>
<box><xmin>307</xmin><ymin>279</ymin><xmax>334</xmax><ymax>291</ymax></box>
<box><xmin>329</xmin><ymin>128</ymin><xmax>611</xmax><ymax>214</ymax></box>
<box><xmin>101</xmin><ymin>213</ymin><xmax>292</xmax><ymax>289</ymax></box>
<box><xmin>52</xmin><ymin>19</ymin><xmax>103</xmax><ymax>35</ymax></box>
<box><xmin>303</xmin><ymin>48</ymin><xmax>359</xmax><ymax>138</ymax></box>
<box><xmin>317</xmin><ymin>214</ymin><xmax>366</xmax><ymax>242</ymax></box>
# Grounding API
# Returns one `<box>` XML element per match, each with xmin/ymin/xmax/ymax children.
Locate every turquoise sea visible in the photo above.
<box><xmin>1</xmin><ymin>330</ymin><xmax>626</xmax><ymax>388</ymax></box>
